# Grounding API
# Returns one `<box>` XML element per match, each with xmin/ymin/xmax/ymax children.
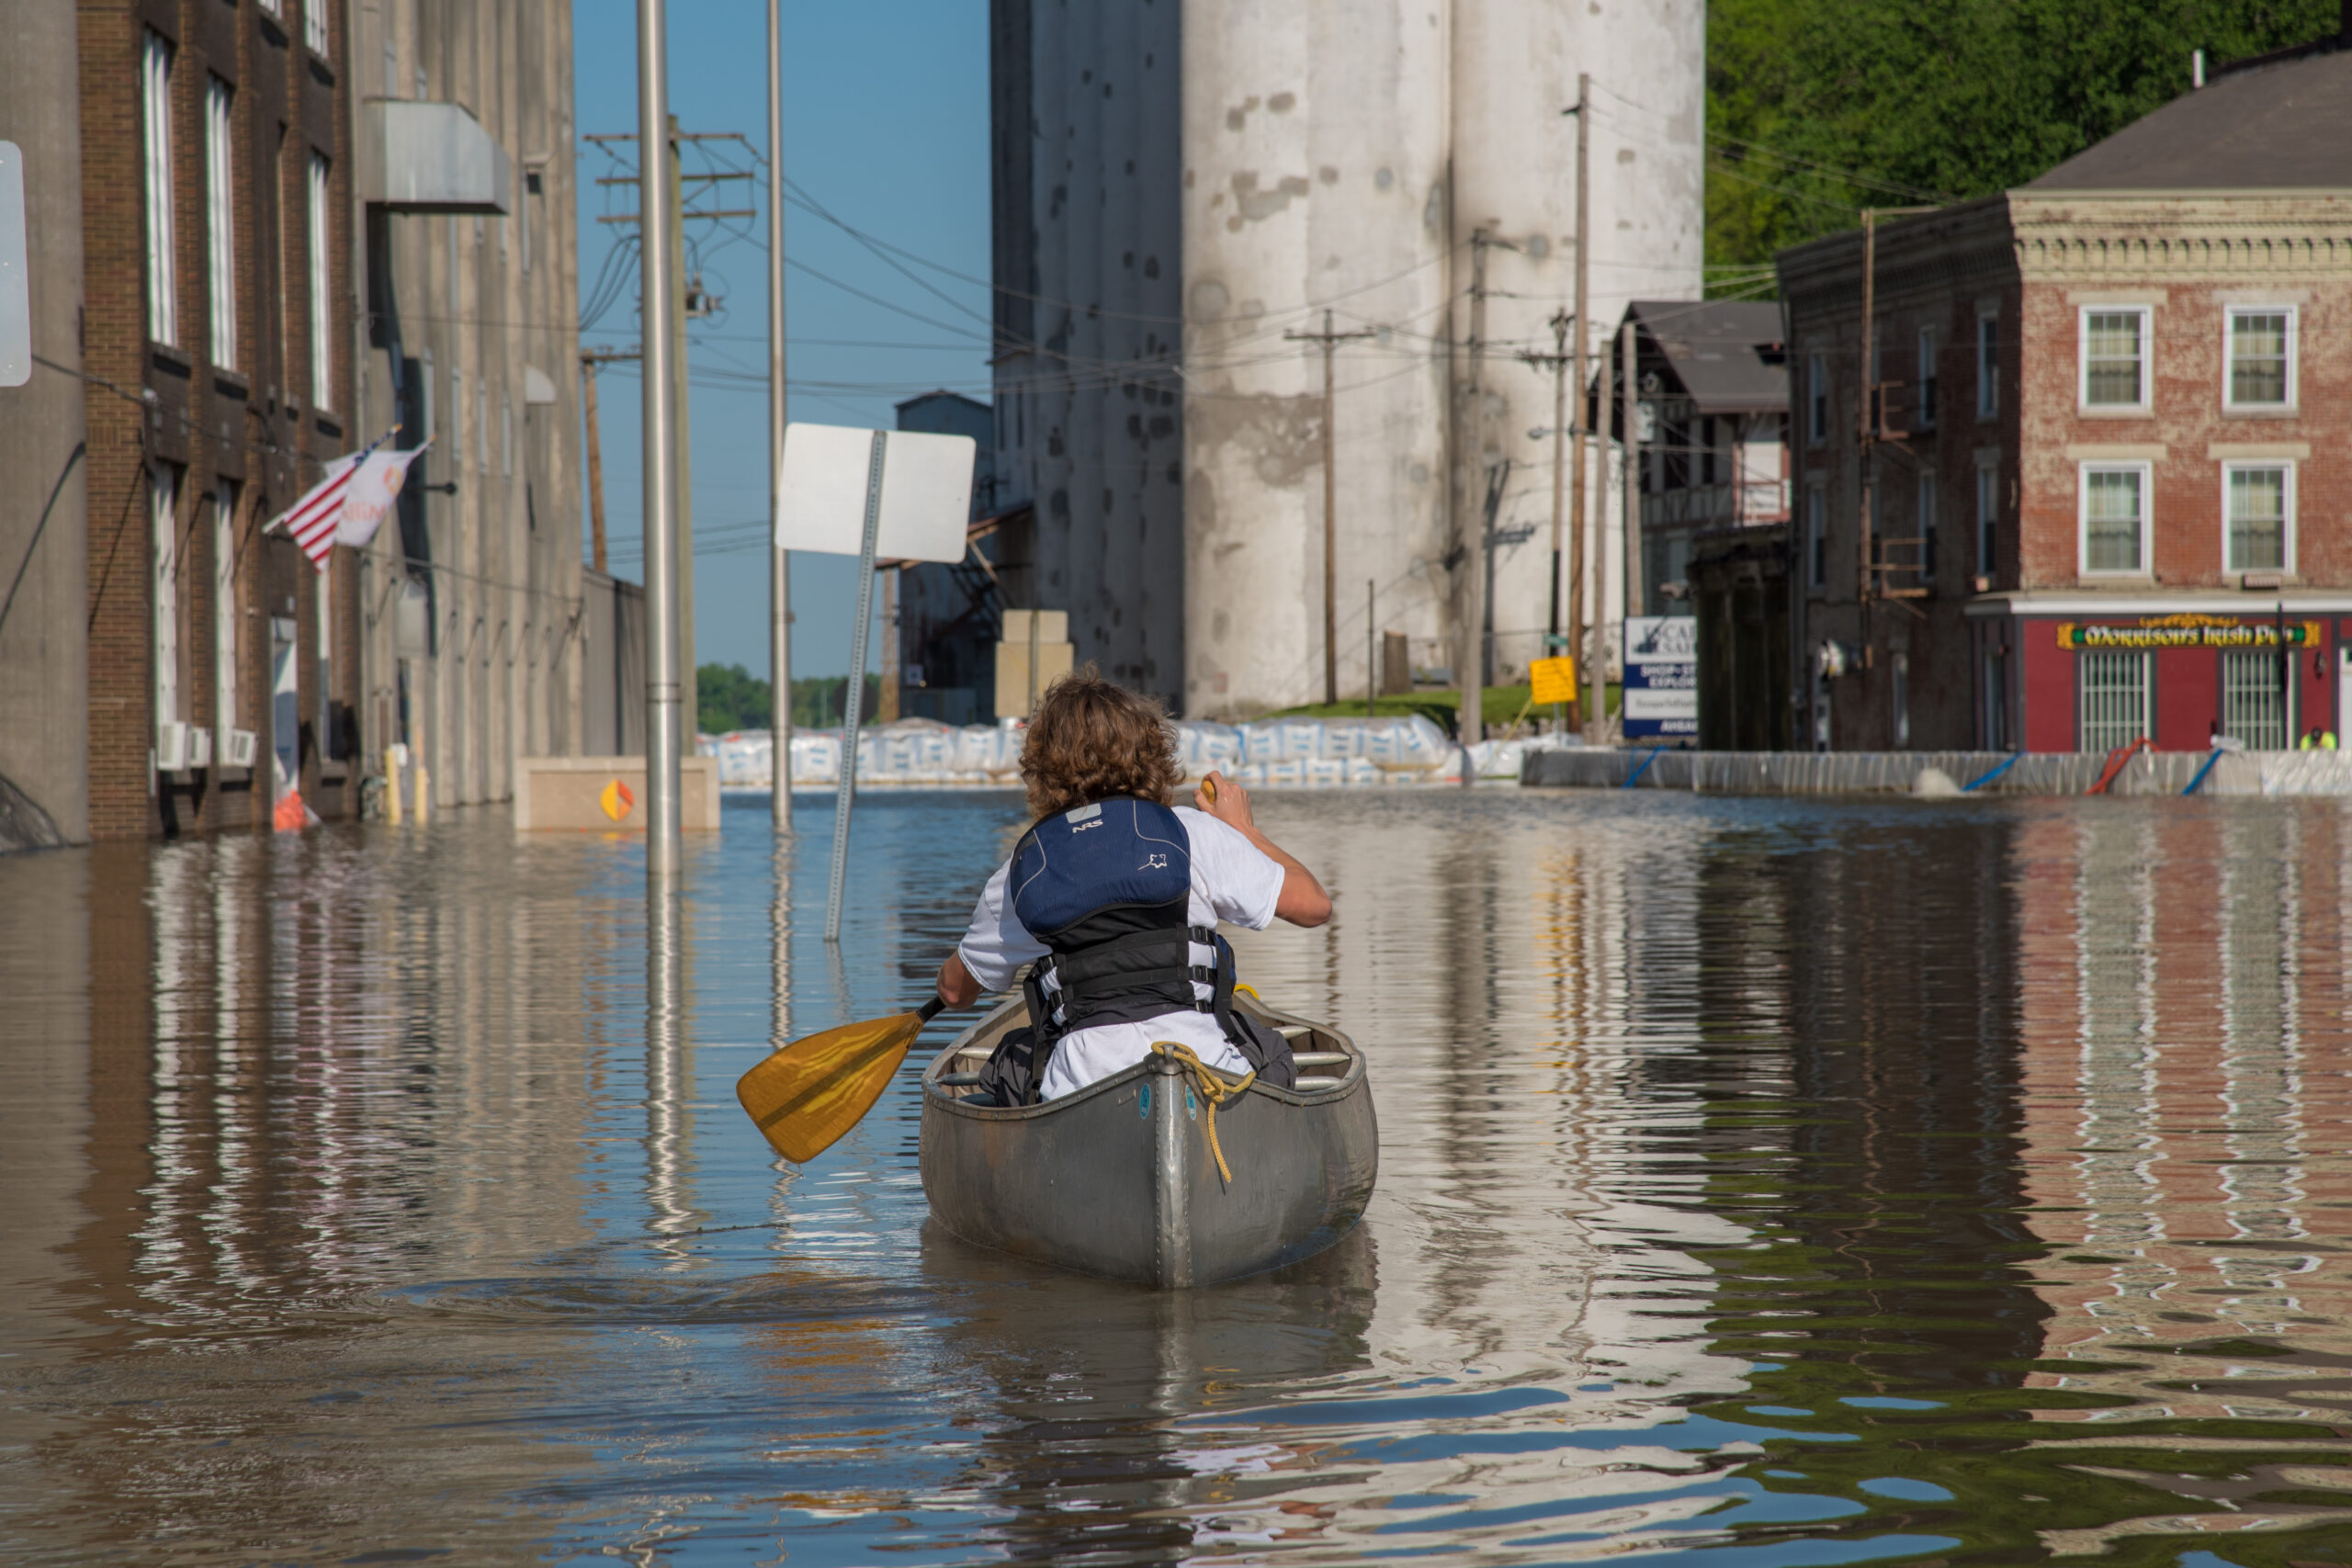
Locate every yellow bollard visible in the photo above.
<box><xmin>384</xmin><ymin>747</ymin><xmax>403</xmax><ymax>825</ymax></box>
<box><xmin>414</xmin><ymin>763</ymin><xmax>431</xmax><ymax>827</ymax></box>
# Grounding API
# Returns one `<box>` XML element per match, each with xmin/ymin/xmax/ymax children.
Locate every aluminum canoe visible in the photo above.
<box><xmin>918</xmin><ymin>994</ymin><xmax>1378</xmax><ymax>1288</ymax></box>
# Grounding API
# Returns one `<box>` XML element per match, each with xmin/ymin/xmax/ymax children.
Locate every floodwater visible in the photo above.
<box><xmin>5</xmin><ymin>788</ymin><xmax>2352</xmax><ymax>1567</ymax></box>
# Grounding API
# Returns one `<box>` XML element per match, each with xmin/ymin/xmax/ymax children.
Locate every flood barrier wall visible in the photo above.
<box><xmin>1522</xmin><ymin>748</ymin><xmax>2352</xmax><ymax>797</ymax></box>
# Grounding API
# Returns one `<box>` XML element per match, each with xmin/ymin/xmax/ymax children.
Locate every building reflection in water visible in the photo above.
<box><xmin>10</xmin><ymin>794</ymin><xmax>2352</xmax><ymax>1563</ymax></box>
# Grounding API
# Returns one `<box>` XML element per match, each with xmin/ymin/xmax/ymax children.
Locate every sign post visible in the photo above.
<box><xmin>1622</xmin><ymin>616</ymin><xmax>1698</xmax><ymax>743</ymax></box>
<box><xmin>775</xmin><ymin>422</ymin><xmax>976</xmax><ymax>944</ymax></box>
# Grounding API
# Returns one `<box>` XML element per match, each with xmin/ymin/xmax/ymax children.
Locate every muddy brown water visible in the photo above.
<box><xmin>4</xmin><ymin>788</ymin><xmax>2352</xmax><ymax>1566</ymax></box>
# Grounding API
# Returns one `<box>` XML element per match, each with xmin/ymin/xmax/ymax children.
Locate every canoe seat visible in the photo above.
<box><xmin>937</xmin><ymin>1072</ymin><xmax>985</xmax><ymax>1086</ymax></box>
<box><xmin>1294</xmin><ymin>1076</ymin><xmax>1344</xmax><ymax>1089</ymax></box>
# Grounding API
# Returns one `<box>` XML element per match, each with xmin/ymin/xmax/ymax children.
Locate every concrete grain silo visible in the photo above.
<box><xmin>992</xmin><ymin>0</ymin><xmax>1704</xmax><ymax>720</ymax></box>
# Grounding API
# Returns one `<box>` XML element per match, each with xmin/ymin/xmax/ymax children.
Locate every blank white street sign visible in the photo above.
<box><xmin>775</xmin><ymin>423</ymin><xmax>974</xmax><ymax>562</ymax></box>
<box><xmin>0</xmin><ymin>142</ymin><xmax>28</xmax><ymax>389</ymax></box>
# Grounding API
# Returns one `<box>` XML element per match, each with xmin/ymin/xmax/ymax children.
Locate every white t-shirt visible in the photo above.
<box><xmin>956</xmin><ymin>805</ymin><xmax>1287</xmax><ymax>1100</ymax></box>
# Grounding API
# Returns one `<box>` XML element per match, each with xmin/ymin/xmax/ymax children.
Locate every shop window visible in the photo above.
<box><xmin>2080</xmin><ymin>462</ymin><xmax>2147</xmax><ymax>576</ymax></box>
<box><xmin>2078</xmin><ymin>650</ymin><xmax>2150</xmax><ymax>752</ymax></box>
<box><xmin>2222</xmin><ymin>648</ymin><xmax>2293</xmax><ymax>750</ymax></box>
<box><xmin>2080</xmin><ymin>307</ymin><xmax>2150</xmax><ymax>411</ymax></box>
<box><xmin>2224</xmin><ymin>462</ymin><xmax>2291</xmax><ymax>574</ymax></box>
<box><xmin>2226</xmin><ymin>307</ymin><xmax>2294</xmax><ymax>409</ymax></box>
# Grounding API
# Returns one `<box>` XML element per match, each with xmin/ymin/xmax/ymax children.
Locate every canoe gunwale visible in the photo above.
<box><xmin>919</xmin><ymin>995</ymin><xmax>1367</xmax><ymax>1120</ymax></box>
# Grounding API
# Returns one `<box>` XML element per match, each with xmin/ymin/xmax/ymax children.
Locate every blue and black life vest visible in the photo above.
<box><xmin>1008</xmin><ymin>796</ymin><xmax>1245</xmax><ymax>1050</ymax></box>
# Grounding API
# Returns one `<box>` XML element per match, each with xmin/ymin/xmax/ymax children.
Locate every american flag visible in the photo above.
<box><xmin>270</xmin><ymin>429</ymin><xmax>396</xmax><ymax>571</ymax></box>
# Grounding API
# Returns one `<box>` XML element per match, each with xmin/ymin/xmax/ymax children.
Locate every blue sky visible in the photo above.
<box><xmin>571</xmin><ymin>0</ymin><xmax>990</xmax><ymax>681</ymax></box>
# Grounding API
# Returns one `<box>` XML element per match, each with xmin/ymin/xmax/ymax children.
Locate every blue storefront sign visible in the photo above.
<box><xmin>1623</xmin><ymin>615</ymin><xmax>1698</xmax><ymax>740</ymax></box>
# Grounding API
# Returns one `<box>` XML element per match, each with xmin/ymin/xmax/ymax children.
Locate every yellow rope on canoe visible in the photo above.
<box><xmin>1149</xmin><ymin>1040</ymin><xmax>1255</xmax><ymax>1185</ymax></box>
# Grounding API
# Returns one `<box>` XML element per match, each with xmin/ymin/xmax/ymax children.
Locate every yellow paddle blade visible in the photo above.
<box><xmin>735</xmin><ymin>1010</ymin><xmax>923</xmax><ymax>1164</ymax></box>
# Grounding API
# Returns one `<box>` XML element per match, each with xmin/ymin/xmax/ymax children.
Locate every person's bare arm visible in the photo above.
<box><xmin>936</xmin><ymin>950</ymin><xmax>984</xmax><ymax>1008</ymax></box>
<box><xmin>1193</xmin><ymin>772</ymin><xmax>1332</xmax><ymax>928</ymax></box>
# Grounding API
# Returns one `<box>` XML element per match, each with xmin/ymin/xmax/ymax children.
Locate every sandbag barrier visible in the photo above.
<box><xmin>700</xmin><ymin>716</ymin><xmax>1577</xmax><ymax>790</ymax></box>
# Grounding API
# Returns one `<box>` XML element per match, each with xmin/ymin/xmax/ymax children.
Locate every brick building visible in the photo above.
<box><xmin>1778</xmin><ymin>32</ymin><xmax>2352</xmax><ymax>753</ymax></box>
<box><xmin>73</xmin><ymin>0</ymin><xmax>359</xmax><ymax>838</ymax></box>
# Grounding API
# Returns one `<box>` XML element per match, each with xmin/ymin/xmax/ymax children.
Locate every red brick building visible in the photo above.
<box><xmin>1778</xmin><ymin>35</ymin><xmax>2352</xmax><ymax>753</ymax></box>
<box><xmin>78</xmin><ymin>0</ymin><xmax>357</xmax><ymax>838</ymax></box>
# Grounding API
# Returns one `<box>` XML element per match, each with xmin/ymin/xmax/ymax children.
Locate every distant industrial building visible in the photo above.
<box><xmin>989</xmin><ymin>0</ymin><xmax>1705</xmax><ymax>719</ymax></box>
<box><xmin>1781</xmin><ymin>28</ymin><xmax>2352</xmax><ymax>753</ymax></box>
<box><xmin>893</xmin><ymin>390</ymin><xmax>1004</xmax><ymax>726</ymax></box>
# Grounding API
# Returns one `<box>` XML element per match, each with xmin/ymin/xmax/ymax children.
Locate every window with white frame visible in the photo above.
<box><xmin>256</xmin><ymin>0</ymin><xmax>282</xmax><ymax>20</ymax></box>
<box><xmin>2224</xmin><ymin>461</ymin><xmax>2292</xmax><ymax>574</ymax></box>
<box><xmin>2079</xmin><ymin>651</ymin><xmax>2150</xmax><ymax>752</ymax></box>
<box><xmin>141</xmin><ymin>30</ymin><xmax>176</xmax><ymax>347</ymax></box>
<box><xmin>2226</xmin><ymin>307</ymin><xmax>2294</xmax><ymax>410</ymax></box>
<box><xmin>1916</xmin><ymin>326</ymin><xmax>1937</xmax><ymax>429</ymax></box>
<box><xmin>303</xmin><ymin>0</ymin><xmax>328</xmax><ymax>56</ymax></box>
<box><xmin>214</xmin><ymin>482</ymin><xmax>238</xmax><ymax>738</ymax></box>
<box><xmin>205</xmin><ymin>77</ymin><xmax>235</xmax><ymax>370</ymax></box>
<box><xmin>2081</xmin><ymin>307</ymin><xmax>2150</xmax><ymax>410</ymax></box>
<box><xmin>1976</xmin><ymin>313</ymin><xmax>1997</xmax><ymax>418</ymax></box>
<box><xmin>1975</xmin><ymin>458</ymin><xmax>1998</xmax><ymax>578</ymax></box>
<box><xmin>1917</xmin><ymin>468</ymin><xmax>1937</xmax><ymax>582</ymax></box>
<box><xmin>307</xmin><ymin>154</ymin><xmax>332</xmax><ymax>409</ymax></box>
<box><xmin>2080</xmin><ymin>462</ymin><xmax>2148</xmax><ymax>575</ymax></box>
<box><xmin>152</xmin><ymin>466</ymin><xmax>181</xmax><ymax>733</ymax></box>
<box><xmin>1807</xmin><ymin>353</ymin><xmax>1827</xmax><ymax>446</ymax></box>
<box><xmin>1807</xmin><ymin>481</ymin><xmax>1826</xmax><ymax>589</ymax></box>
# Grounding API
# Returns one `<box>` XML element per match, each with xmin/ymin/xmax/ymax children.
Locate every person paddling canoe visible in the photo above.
<box><xmin>933</xmin><ymin>669</ymin><xmax>1333</xmax><ymax>1104</ymax></box>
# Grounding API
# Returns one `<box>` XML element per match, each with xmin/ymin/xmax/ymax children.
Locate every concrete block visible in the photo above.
<box><xmin>514</xmin><ymin>755</ymin><xmax>719</xmax><ymax>831</ymax></box>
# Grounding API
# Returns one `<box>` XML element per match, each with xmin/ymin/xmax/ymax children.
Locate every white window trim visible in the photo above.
<box><xmin>303</xmin><ymin>0</ymin><xmax>329</xmax><ymax>58</ymax></box>
<box><xmin>2222</xmin><ymin>303</ymin><xmax>2298</xmax><ymax>412</ymax></box>
<box><xmin>2078</xmin><ymin>304</ymin><xmax>2152</xmax><ymax>414</ymax></box>
<box><xmin>2221</xmin><ymin>458</ymin><xmax>2296</xmax><ymax>576</ymax></box>
<box><xmin>205</xmin><ymin>77</ymin><xmax>235</xmax><ymax>371</ymax></box>
<box><xmin>307</xmin><ymin>153</ymin><xmax>332</xmax><ymax>411</ymax></box>
<box><xmin>1976</xmin><ymin>312</ymin><xmax>1997</xmax><ymax>420</ymax></box>
<box><xmin>141</xmin><ymin>30</ymin><xmax>176</xmax><ymax>348</ymax></box>
<box><xmin>2078</xmin><ymin>459</ymin><xmax>2152</xmax><ymax>579</ymax></box>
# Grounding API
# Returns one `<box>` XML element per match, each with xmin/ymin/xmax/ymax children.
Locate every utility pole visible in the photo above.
<box><xmin>581</xmin><ymin>351</ymin><xmax>610</xmax><ymax>573</ymax></box>
<box><xmin>1459</xmin><ymin>225</ymin><xmax>1498</xmax><ymax>758</ymax></box>
<box><xmin>667</xmin><ymin>114</ymin><xmax>696</xmax><ymax>750</ymax></box>
<box><xmin>638</xmin><ymin>0</ymin><xmax>682</xmax><ymax>879</ymax></box>
<box><xmin>1519</xmin><ymin>308</ymin><xmax>1579</xmax><ymax>728</ymax></box>
<box><xmin>1621</xmin><ymin>314</ymin><xmax>1641</xmax><ymax>622</ymax></box>
<box><xmin>1858</xmin><ymin>207</ymin><xmax>1876</xmax><ymax>671</ymax></box>
<box><xmin>1566</xmin><ymin>73</ymin><xmax>1596</xmax><ymax>739</ymax></box>
<box><xmin>1285</xmin><ymin>307</ymin><xmax>1374</xmax><ymax>705</ymax></box>
<box><xmin>766</xmin><ymin>0</ymin><xmax>791</xmax><ymax>832</ymax></box>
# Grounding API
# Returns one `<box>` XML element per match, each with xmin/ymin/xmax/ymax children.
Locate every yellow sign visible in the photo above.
<box><xmin>1530</xmin><ymin>655</ymin><xmax>1577</xmax><ymax>705</ymax></box>
<box><xmin>2057</xmin><ymin>615</ymin><xmax>2320</xmax><ymax>651</ymax></box>
<box><xmin>599</xmin><ymin>778</ymin><xmax>636</xmax><ymax>821</ymax></box>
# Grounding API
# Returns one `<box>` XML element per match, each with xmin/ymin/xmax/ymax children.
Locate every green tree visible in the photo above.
<box><xmin>696</xmin><ymin>662</ymin><xmax>771</xmax><ymax>734</ymax></box>
<box><xmin>1706</xmin><ymin>0</ymin><xmax>2337</xmax><ymax>286</ymax></box>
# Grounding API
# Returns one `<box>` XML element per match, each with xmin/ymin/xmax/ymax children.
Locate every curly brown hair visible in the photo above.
<box><xmin>1019</xmin><ymin>667</ymin><xmax>1183</xmax><ymax>819</ymax></box>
